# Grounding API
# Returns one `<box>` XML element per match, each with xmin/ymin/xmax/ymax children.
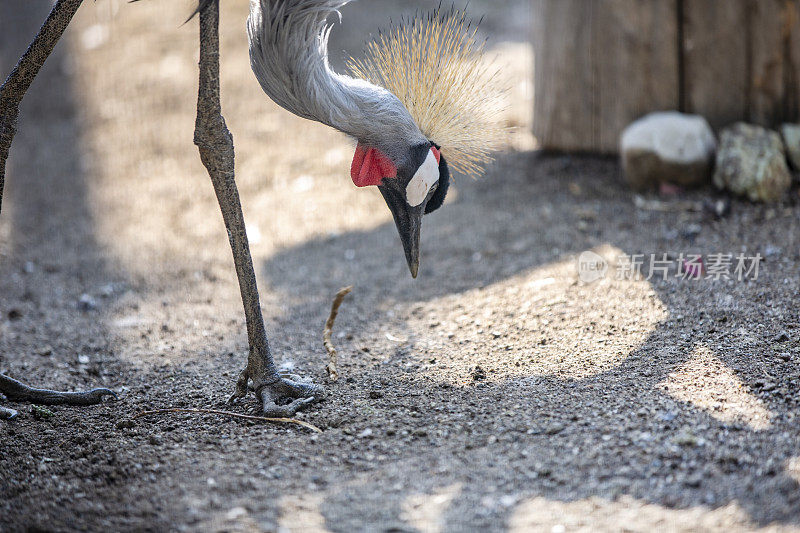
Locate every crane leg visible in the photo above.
<box><xmin>1</xmin><ymin>0</ymin><xmax>86</xmax><ymax>215</ymax></box>
<box><xmin>193</xmin><ymin>0</ymin><xmax>322</xmax><ymax>416</ymax></box>
<box><xmin>1</xmin><ymin>0</ymin><xmax>117</xmax><ymax>419</ymax></box>
<box><xmin>0</xmin><ymin>374</ymin><xmax>115</xmax><ymax>417</ymax></box>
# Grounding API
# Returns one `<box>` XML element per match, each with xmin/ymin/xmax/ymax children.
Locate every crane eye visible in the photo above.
<box><xmin>406</xmin><ymin>149</ymin><xmax>440</xmax><ymax>206</ymax></box>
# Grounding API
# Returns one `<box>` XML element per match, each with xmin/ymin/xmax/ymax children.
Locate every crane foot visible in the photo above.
<box><xmin>229</xmin><ymin>368</ymin><xmax>323</xmax><ymax>417</ymax></box>
<box><xmin>0</xmin><ymin>373</ymin><xmax>116</xmax><ymax>411</ymax></box>
<box><xmin>0</xmin><ymin>405</ymin><xmax>19</xmax><ymax>420</ymax></box>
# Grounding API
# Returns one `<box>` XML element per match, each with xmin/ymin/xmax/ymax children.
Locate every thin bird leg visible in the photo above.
<box><xmin>193</xmin><ymin>0</ymin><xmax>322</xmax><ymax>417</ymax></box>
<box><xmin>0</xmin><ymin>0</ymin><xmax>116</xmax><ymax>417</ymax></box>
<box><xmin>0</xmin><ymin>0</ymin><xmax>85</xmax><ymax>215</ymax></box>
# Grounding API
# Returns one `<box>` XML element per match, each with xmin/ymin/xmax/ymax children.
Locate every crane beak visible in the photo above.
<box><xmin>378</xmin><ymin>185</ymin><xmax>424</xmax><ymax>278</ymax></box>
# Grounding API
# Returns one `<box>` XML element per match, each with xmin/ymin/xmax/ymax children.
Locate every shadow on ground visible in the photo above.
<box><xmin>260</xmin><ymin>151</ymin><xmax>800</xmax><ymax>530</ymax></box>
<box><xmin>0</xmin><ymin>0</ymin><xmax>127</xmax><ymax>401</ymax></box>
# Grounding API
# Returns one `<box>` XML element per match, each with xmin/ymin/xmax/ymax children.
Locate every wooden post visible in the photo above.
<box><xmin>750</xmin><ymin>0</ymin><xmax>800</xmax><ymax>126</ymax></box>
<box><xmin>682</xmin><ymin>0</ymin><xmax>748</xmax><ymax>130</ymax></box>
<box><xmin>532</xmin><ymin>0</ymin><xmax>800</xmax><ymax>153</ymax></box>
<box><xmin>532</xmin><ymin>0</ymin><xmax>679</xmax><ymax>153</ymax></box>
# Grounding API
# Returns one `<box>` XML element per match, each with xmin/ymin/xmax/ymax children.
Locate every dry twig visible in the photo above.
<box><xmin>323</xmin><ymin>286</ymin><xmax>353</xmax><ymax>381</ymax></box>
<box><xmin>133</xmin><ymin>408</ymin><xmax>321</xmax><ymax>433</ymax></box>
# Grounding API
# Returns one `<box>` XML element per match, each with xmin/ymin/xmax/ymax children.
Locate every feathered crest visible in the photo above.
<box><xmin>349</xmin><ymin>6</ymin><xmax>507</xmax><ymax>177</ymax></box>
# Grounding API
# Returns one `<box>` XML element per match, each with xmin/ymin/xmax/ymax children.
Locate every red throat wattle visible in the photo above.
<box><xmin>350</xmin><ymin>143</ymin><xmax>397</xmax><ymax>187</ymax></box>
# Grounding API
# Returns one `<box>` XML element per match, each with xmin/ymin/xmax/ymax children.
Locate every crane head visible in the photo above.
<box><xmin>345</xmin><ymin>6</ymin><xmax>505</xmax><ymax>279</ymax></box>
<box><xmin>247</xmin><ymin>1</ymin><xmax>505</xmax><ymax>279</ymax></box>
<box><xmin>350</xmin><ymin>141</ymin><xmax>450</xmax><ymax>278</ymax></box>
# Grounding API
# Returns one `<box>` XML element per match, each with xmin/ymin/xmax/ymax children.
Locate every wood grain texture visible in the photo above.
<box><xmin>532</xmin><ymin>0</ymin><xmax>595</xmax><ymax>152</ymax></box>
<box><xmin>682</xmin><ymin>0</ymin><xmax>748</xmax><ymax>130</ymax></box>
<box><xmin>594</xmin><ymin>0</ymin><xmax>680</xmax><ymax>152</ymax></box>
<box><xmin>532</xmin><ymin>0</ymin><xmax>800</xmax><ymax>152</ymax></box>
<box><xmin>532</xmin><ymin>0</ymin><xmax>678</xmax><ymax>153</ymax></box>
<box><xmin>683</xmin><ymin>0</ymin><xmax>800</xmax><ymax>128</ymax></box>
<box><xmin>749</xmin><ymin>0</ymin><xmax>789</xmax><ymax>126</ymax></box>
<box><xmin>790</xmin><ymin>0</ymin><xmax>800</xmax><ymax>123</ymax></box>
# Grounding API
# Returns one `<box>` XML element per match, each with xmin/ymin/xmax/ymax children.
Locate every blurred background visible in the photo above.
<box><xmin>533</xmin><ymin>0</ymin><xmax>800</xmax><ymax>153</ymax></box>
<box><xmin>2</xmin><ymin>1</ymin><xmax>800</xmax><ymax>532</ymax></box>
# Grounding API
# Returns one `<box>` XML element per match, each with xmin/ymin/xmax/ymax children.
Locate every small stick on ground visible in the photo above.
<box><xmin>133</xmin><ymin>408</ymin><xmax>321</xmax><ymax>433</ymax></box>
<box><xmin>323</xmin><ymin>286</ymin><xmax>353</xmax><ymax>381</ymax></box>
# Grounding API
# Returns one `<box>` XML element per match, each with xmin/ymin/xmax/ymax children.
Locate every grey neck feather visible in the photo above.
<box><xmin>247</xmin><ymin>0</ymin><xmax>427</xmax><ymax>165</ymax></box>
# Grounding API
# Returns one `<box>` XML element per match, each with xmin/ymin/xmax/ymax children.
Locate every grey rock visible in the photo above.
<box><xmin>713</xmin><ymin>123</ymin><xmax>791</xmax><ymax>202</ymax></box>
<box><xmin>78</xmin><ymin>293</ymin><xmax>97</xmax><ymax>312</ymax></box>
<box><xmin>38</xmin><ymin>345</ymin><xmax>53</xmax><ymax>357</ymax></box>
<box><xmin>621</xmin><ymin>112</ymin><xmax>716</xmax><ymax>189</ymax></box>
<box><xmin>781</xmin><ymin>123</ymin><xmax>800</xmax><ymax>170</ymax></box>
<box><xmin>702</xmin><ymin>197</ymin><xmax>731</xmax><ymax>219</ymax></box>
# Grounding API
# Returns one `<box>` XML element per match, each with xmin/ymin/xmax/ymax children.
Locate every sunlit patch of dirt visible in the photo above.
<box><xmin>507</xmin><ymin>495</ymin><xmax>791</xmax><ymax>532</ymax></box>
<box><xmin>401</xmin><ymin>483</ymin><xmax>463</xmax><ymax>533</ymax></box>
<box><xmin>787</xmin><ymin>457</ymin><xmax>800</xmax><ymax>485</ymax></box>
<box><xmin>278</xmin><ymin>493</ymin><xmax>329</xmax><ymax>533</ymax></box>
<box><xmin>401</xmin><ymin>245</ymin><xmax>668</xmax><ymax>384</ymax></box>
<box><xmin>660</xmin><ymin>344</ymin><xmax>774</xmax><ymax>431</ymax></box>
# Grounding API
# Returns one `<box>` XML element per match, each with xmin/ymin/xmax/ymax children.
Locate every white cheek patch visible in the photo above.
<box><xmin>406</xmin><ymin>150</ymin><xmax>440</xmax><ymax>207</ymax></box>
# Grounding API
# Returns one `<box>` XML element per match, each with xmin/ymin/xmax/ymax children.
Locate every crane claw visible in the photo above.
<box><xmin>228</xmin><ymin>368</ymin><xmax>323</xmax><ymax>417</ymax></box>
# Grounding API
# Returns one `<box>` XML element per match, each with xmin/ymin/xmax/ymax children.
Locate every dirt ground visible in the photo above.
<box><xmin>1</xmin><ymin>1</ymin><xmax>800</xmax><ymax>531</ymax></box>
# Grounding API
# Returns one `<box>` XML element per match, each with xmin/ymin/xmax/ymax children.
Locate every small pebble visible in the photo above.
<box><xmin>225</xmin><ymin>507</ymin><xmax>248</xmax><ymax>521</ymax></box>
<box><xmin>659</xmin><ymin>411</ymin><xmax>678</xmax><ymax>422</ymax></box>
<box><xmin>681</xmin><ymin>224</ymin><xmax>702</xmax><ymax>241</ymax></box>
<box><xmin>471</xmin><ymin>366</ymin><xmax>487</xmax><ymax>381</ymax></box>
<box><xmin>702</xmin><ymin>198</ymin><xmax>731</xmax><ymax>219</ymax></box>
<box><xmin>545</xmin><ymin>424</ymin><xmax>565</xmax><ymax>435</ymax></box>
<box><xmin>78</xmin><ymin>294</ymin><xmax>97</xmax><ymax>312</ymax></box>
<box><xmin>99</xmin><ymin>284</ymin><xmax>115</xmax><ymax>297</ymax></box>
<box><xmin>31</xmin><ymin>405</ymin><xmax>55</xmax><ymax>420</ymax></box>
<box><xmin>673</xmin><ymin>429</ymin><xmax>699</xmax><ymax>447</ymax></box>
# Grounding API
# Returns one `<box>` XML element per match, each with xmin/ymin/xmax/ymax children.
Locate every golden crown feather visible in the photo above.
<box><xmin>348</xmin><ymin>6</ymin><xmax>507</xmax><ymax>178</ymax></box>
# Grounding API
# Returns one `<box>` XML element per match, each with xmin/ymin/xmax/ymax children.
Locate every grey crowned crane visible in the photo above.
<box><xmin>0</xmin><ymin>0</ymin><xmax>503</xmax><ymax>419</ymax></box>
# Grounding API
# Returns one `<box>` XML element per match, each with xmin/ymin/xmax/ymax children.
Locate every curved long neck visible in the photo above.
<box><xmin>247</xmin><ymin>0</ymin><xmax>426</xmax><ymax>162</ymax></box>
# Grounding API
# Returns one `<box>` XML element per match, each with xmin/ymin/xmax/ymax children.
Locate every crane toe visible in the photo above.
<box><xmin>258</xmin><ymin>376</ymin><xmax>324</xmax><ymax>417</ymax></box>
<box><xmin>0</xmin><ymin>405</ymin><xmax>19</xmax><ymax>420</ymax></box>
